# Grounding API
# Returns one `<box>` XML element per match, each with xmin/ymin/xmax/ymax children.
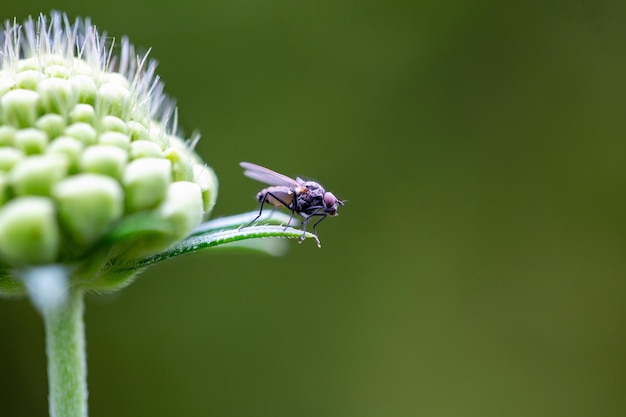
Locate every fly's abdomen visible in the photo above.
<box><xmin>257</xmin><ymin>186</ymin><xmax>295</xmax><ymax>209</ymax></box>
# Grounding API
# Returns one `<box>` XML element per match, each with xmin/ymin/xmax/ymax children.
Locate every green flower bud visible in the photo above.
<box><xmin>0</xmin><ymin>12</ymin><xmax>218</xmax><ymax>292</ymax></box>
<box><xmin>14</xmin><ymin>128</ymin><xmax>49</xmax><ymax>154</ymax></box>
<box><xmin>0</xmin><ymin>148</ymin><xmax>23</xmax><ymax>171</ymax></box>
<box><xmin>38</xmin><ymin>77</ymin><xmax>73</xmax><ymax>114</ymax></box>
<box><xmin>46</xmin><ymin>136</ymin><xmax>84</xmax><ymax>172</ymax></box>
<box><xmin>101</xmin><ymin>116</ymin><xmax>127</xmax><ymax>134</ymax></box>
<box><xmin>158</xmin><ymin>181</ymin><xmax>203</xmax><ymax>240</ymax></box>
<box><xmin>96</xmin><ymin>83</ymin><xmax>130</xmax><ymax>118</ymax></box>
<box><xmin>11</xmin><ymin>154</ymin><xmax>68</xmax><ymax>196</ymax></box>
<box><xmin>194</xmin><ymin>164</ymin><xmax>219</xmax><ymax>215</ymax></box>
<box><xmin>98</xmin><ymin>131</ymin><xmax>130</xmax><ymax>149</ymax></box>
<box><xmin>15</xmin><ymin>70</ymin><xmax>43</xmax><ymax>90</ymax></box>
<box><xmin>35</xmin><ymin>114</ymin><xmax>66</xmax><ymax>139</ymax></box>
<box><xmin>80</xmin><ymin>145</ymin><xmax>127</xmax><ymax>180</ymax></box>
<box><xmin>123</xmin><ymin>158</ymin><xmax>171</xmax><ymax>212</ymax></box>
<box><xmin>100</xmin><ymin>72</ymin><xmax>130</xmax><ymax>88</ymax></box>
<box><xmin>1</xmin><ymin>89</ymin><xmax>40</xmax><ymax>128</ymax></box>
<box><xmin>167</xmin><ymin>136</ymin><xmax>190</xmax><ymax>153</ymax></box>
<box><xmin>45</xmin><ymin>64</ymin><xmax>71</xmax><ymax>79</ymax></box>
<box><xmin>69</xmin><ymin>104</ymin><xmax>95</xmax><ymax>124</ymax></box>
<box><xmin>0</xmin><ymin>197</ymin><xmax>59</xmax><ymax>264</ymax></box>
<box><xmin>64</xmin><ymin>122</ymin><xmax>97</xmax><ymax>145</ymax></box>
<box><xmin>53</xmin><ymin>174</ymin><xmax>124</xmax><ymax>246</ymax></box>
<box><xmin>0</xmin><ymin>125</ymin><xmax>15</xmax><ymax>146</ymax></box>
<box><xmin>127</xmin><ymin>121</ymin><xmax>149</xmax><ymax>141</ymax></box>
<box><xmin>164</xmin><ymin>148</ymin><xmax>193</xmax><ymax>182</ymax></box>
<box><xmin>130</xmin><ymin>140</ymin><xmax>163</xmax><ymax>159</ymax></box>
<box><xmin>17</xmin><ymin>57</ymin><xmax>39</xmax><ymax>72</ymax></box>
<box><xmin>69</xmin><ymin>75</ymin><xmax>97</xmax><ymax>106</ymax></box>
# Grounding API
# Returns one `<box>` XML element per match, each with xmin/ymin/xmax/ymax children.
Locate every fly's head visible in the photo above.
<box><xmin>323</xmin><ymin>191</ymin><xmax>343</xmax><ymax>216</ymax></box>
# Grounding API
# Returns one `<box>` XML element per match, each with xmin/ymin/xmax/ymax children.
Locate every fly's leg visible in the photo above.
<box><xmin>239</xmin><ymin>192</ymin><xmax>270</xmax><ymax>229</ymax></box>
<box><xmin>284</xmin><ymin>200</ymin><xmax>298</xmax><ymax>229</ymax></box>
<box><xmin>299</xmin><ymin>216</ymin><xmax>311</xmax><ymax>243</ymax></box>
<box><xmin>265</xmin><ymin>193</ymin><xmax>296</xmax><ymax>229</ymax></box>
<box><xmin>298</xmin><ymin>208</ymin><xmax>324</xmax><ymax>244</ymax></box>
<box><xmin>240</xmin><ymin>192</ymin><xmax>294</xmax><ymax>229</ymax></box>
<box><xmin>298</xmin><ymin>214</ymin><xmax>323</xmax><ymax>248</ymax></box>
<box><xmin>311</xmin><ymin>214</ymin><xmax>328</xmax><ymax>239</ymax></box>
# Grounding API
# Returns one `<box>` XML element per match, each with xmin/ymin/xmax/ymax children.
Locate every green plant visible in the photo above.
<box><xmin>0</xmin><ymin>12</ymin><xmax>316</xmax><ymax>417</ymax></box>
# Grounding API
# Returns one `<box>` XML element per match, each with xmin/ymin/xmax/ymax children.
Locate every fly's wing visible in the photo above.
<box><xmin>240</xmin><ymin>162</ymin><xmax>300</xmax><ymax>187</ymax></box>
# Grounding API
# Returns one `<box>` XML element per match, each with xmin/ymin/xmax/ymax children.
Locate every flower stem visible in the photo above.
<box><xmin>43</xmin><ymin>287</ymin><xmax>88</xmax><ymax>417</ymax></box>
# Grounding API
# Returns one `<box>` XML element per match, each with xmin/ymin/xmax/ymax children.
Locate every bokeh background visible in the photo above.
<box><xmin>1</xmin><ymin>1</ymin><xmax>625</xmax><ymax>416</ymax></box>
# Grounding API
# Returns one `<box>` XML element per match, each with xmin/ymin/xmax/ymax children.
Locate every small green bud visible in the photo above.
<box><xmin>1</xmin><ymin>89</ymin><xmax>41</xmax><ymax>128</ymax></box>
<box><xmin>167</xmin><ymin>135</ymin><xmax>189</xmax><ymax>153</ymax></box>
<box><xmin>46</xmin><ymin>136</ymin><xmax>84</xmax><ymax>172</ymax></box>
<box><xmin>14</xmin><ymin>128</ymin><xmax>49</xmax><ymax>154</ymax></box>
<box><xmin>127</xmin><ymin>121</ymin><xmax>149</xmax><ymax>141</ymax></box>
<box><xmin>53</xmin><ymin>174</ymin><xmax>124</xmax><ymax>245</ymax></box>
<box><xmin>0</xmin><ymin>125</ymin><xmax>16</xmax><ymax>146</ymax></box>
<box><xmin>16</xmin><ymin>57</ymin><xmax>39</xmax><ymax>72</ymax></box>
<box><xmin>69</xmin><ymin>104</ymin><xmax>95</xmax><ymax>124</ymax></box>
<box><xmin>164</xmin><ymin>148</ymin><xmax>193</xmax><ymax>182</ymax></box>
<box><xmin>69</xmin><ymin>75</ymin><xmax>97</xmax><ymax>105</ymax></box>
<box><xmin>158</xmin><ymin>181</ymin><xmax>203</xmax><ymax>240</ymax></box>
<box><xmin>15</xmin><ymin>70</ymin><xmax>43</xmax><ymax>90</ymax></box>
<box><xmin>80</xmin><ymin>145</ymin><xmax>128</xmax><ymax>180</ymax></box>
<box><xmin>64</xmin><ymin>122</ymin><xmax>97</xmax><ymax>145</ymax></box>
<box><xmin>0</xmin><ymin>148</ymin><xmax>24</xmax><ymax>171</ymax></box>
<box><xmin>98</xmin><ymin>131</ymin><xmax>130</xmax><ymax>150</ymax></box>
<box><xmin>38</xmin><ymin>77</ymin><xmax>73</xmax><ymax>114</ymax></box>
<box><xmin>130</xmin><ymin>140</ymin><xmax>163</xmax><ymax>159</ymax></box>
<box><xmin>96</xmin><ymin>83</ymin><xmax>130</xmax><ymax>118</ymax></box>
<box><xmin>99</xmin><ymin>72</ymin><xmax>130</xmax><ymax>88</ymax></box>
<box><xmin>11</xmin><ymin>154</ymin><xmax>69</xmax><ymax>196</ymax></box>
<box><xmin>148</xmin><ymin>124</ymin><xmax>168</xmax><ymax>149</ymax></box>
<box><xmin>193</xmin><ymin>164</ymin><xmax>219</xmax><ymax>215</ymax></box>
<box><xmin>123</xmin><ymin>158</ymin><xmax>172</xmax><ymax>212</ymax></box>
<box><xmin>101</xmin><ymin>116</ymin><xmax>127</xmax><ymax>133</ymax></box>
<box><xmin>70</xmin><ymin>59</ymin><xmax>94</xmax><ymax>77</ymax></box>
<box><xmin>0</xmin><ymin>197</ymin><xmax>60</xmax><ymax>264</ymax></box>
<box><xmin>45</xmin><ymin>64</ymin><xmax>71</xmax><ymax>79</ymax></box>
<box><xmin>35</xmin><ymin>114</ymin><xmax>66</xmax><ymax>139</ymax></box>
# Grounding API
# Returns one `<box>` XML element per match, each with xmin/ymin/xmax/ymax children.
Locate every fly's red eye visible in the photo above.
<box><xmin>324</xmin><ymin>192</ymin><xmax>337</xmax><ymax>208</ymax></box>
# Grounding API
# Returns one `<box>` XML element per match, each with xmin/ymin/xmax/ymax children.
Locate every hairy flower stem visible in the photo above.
<box><xmin>43</xmin><ymin>287</ymin><xmax>88</xmax><ymax>417</ymax></box>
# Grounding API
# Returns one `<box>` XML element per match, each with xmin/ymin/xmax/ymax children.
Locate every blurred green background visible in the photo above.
<box><xmin>1</xmin><ymin>1</ymin><xmax>625</xmax><ymax>416</ymax></box>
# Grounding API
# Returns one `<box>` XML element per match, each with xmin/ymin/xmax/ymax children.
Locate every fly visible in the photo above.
<box><xmin>240</xmin><ymin>161</ymin><xmax>344</xmax><ymax>246</ymax></box>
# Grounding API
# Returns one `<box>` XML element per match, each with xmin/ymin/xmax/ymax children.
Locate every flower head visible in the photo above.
<box><xmin>0</xmin><ymin>12</ymin><xmax>218</xmax><ymax>293</ymax></box>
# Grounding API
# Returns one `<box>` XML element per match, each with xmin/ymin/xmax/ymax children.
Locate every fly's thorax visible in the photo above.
<box><xmin>296</xmin><ymin>188</ymin><xmax>325</xmax><ymax>215</ymax></box>
<box><xmin>300</xmin><ymin>181</ymin><xmax>325</xmax><ymax>194</ymax></box>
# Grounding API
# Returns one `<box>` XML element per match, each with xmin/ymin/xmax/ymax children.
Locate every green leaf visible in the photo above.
<box><xmin>189</xmin><ymin>210</ymin><xmax>297</xmax><ymax>236</ymax></box>
<box><xmin>136</xmin><ymin>225</ymin><xmax>318</xmax><ymax>267</ymax></box>
<box><xmin>108</xmin><ymin>210</ymin><xmax>319</xmax><ymax>271</ymax></box>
